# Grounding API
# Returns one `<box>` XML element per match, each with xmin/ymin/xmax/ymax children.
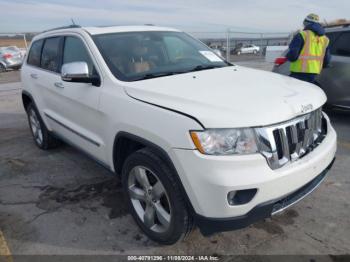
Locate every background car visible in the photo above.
<box><xmin>6</xmin><ymin>45</ymin><xmax>27</xmax><ymax>58</ymax></box>
<box><xmin>232</xmin><ymin>44</ymin><xmax>260</xmax><ymax>55</ymax></box>
<box><xmin>273</xmin><ymin>25</ymin><xmax>350</xmax><ymax>110</ymax></box>
<box><xmin>0</xmin><ymin>46</ymin><xmax>23</xmax><ymax>72</ymax></box>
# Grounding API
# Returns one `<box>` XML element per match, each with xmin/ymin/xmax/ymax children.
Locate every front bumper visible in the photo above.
<box><xmin>169</xmin><ymin>120</ymin><xmax>337</xmax><ymax>233</ymax></box>
<box><xmin>194</xmin><ymin>158</ymin><xmax>334</xmax><ymax>235</ymax></box>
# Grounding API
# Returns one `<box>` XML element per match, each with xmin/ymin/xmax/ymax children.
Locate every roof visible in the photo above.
<box><xmin>33</xmin><ymin>25</ymin><xmax>181</xmax><ymax>42</ymax></box>
<box><xmin>31</xmin><ymin>25</ymin><xmax>181</xmax><ymax>43</ymax></box>
<box><xmin>83</xmin><ymin>25</ymin><xmax>180</xmax><ymax>35</ymax></box>
<box><xmin>41</xmin><ymin>25</ymin><xmax>180</xmax><ymax>35</ymax></box>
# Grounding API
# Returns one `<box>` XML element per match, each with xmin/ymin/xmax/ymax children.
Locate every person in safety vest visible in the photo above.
<box><xmin>286</xmin><ymin>13</ymin><xmax>331</xmax><ymax>83</ymax></box>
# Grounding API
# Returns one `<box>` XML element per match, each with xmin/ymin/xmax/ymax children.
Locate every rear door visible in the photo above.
<box><xmin>34</xmin><ymin>36</ymin><xmax>64</xmax><ymax>128</ymax></box>
<box><xmin>43</xmin><ymin>34</ymin><xmax>106</xmax><ymax>162</ymax></box>
<box><xmin>23</xmin><ymin>37</ymin><xmax>60</xmax><ymax>123</ymax></box>
<box><xmin>21</xmin><ymin>39</ymin><xmax>43</xmax><ymax>107</ymax></box>
<box><xmin>318</xmin><ymin>30</ymin><xmax>350</xmax><ymax>108</ymax></box>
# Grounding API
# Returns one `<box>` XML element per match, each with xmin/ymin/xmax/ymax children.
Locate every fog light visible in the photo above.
<box><xmin>227</xmin><ymin>191</ymin><xmax>237</xmax><ymax>205</ymax></box>
<box><xmin>227</xmin><ymin>189</ymin><xmax>257</xmax><ymax>205</ymax></box>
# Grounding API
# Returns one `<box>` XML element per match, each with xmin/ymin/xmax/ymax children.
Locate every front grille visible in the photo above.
<box><xmin>255</xmin><ymin>108</ymin><xmax>327</xmax><ymax>170</ymax></box>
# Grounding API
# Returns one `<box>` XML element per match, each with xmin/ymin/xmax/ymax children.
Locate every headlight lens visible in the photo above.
<box><xmin>190</xmin><ymin>129</ymin><xmax>258</xmax><ymax>155</ymax></box>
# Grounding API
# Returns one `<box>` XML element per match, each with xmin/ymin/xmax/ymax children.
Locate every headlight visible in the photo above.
<box><xmin>190</xmin><ymin>128</ymin><xmax>258</xmax><ymax>155</ymax></box>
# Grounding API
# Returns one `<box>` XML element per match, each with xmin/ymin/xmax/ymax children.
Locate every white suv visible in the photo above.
<box><xmin>21</xmin><ymin>25</ymin><xmax>337</xmax><ymax>244</ymax></box>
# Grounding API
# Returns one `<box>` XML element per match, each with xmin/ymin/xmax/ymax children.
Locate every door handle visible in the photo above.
<box><xmin>54</xmin><ymin>82</ymin><xmax>64</xmax><ymax>88</ymax></box>
<box><xmin>30</xmin><ymin>73</ymin><xmax>38</xmax><ymax>79</ymax></box>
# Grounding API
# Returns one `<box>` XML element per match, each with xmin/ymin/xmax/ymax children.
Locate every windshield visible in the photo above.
<box><xmin>93</xmin><ymin>31</ymin><xmax>230</xmax><ymax>81</ymax></box>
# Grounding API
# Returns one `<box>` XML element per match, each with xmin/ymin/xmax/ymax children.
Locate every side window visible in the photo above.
<box><xmin>332</xmin><ymin>32</ymin><xmax>350</xmax><ymax>57</ymax></box>
<box><xmin>27</xmin><ymin>39</ymin><xmax>43</xmax><ymax>67</ymax></box>
<box><xmin>41</xmin><ymin>37</ymin><xmax>61</xmax><ymax>72</ymax></box>
<box><xmin>326</xmin><ymin>32</ymin><xmax>342</xmax><ymax>55</ymax></box>
<box><xmin>63</xmin><ymin>36</ymin><xmax>94</xmax><ymax>75</ymax></box>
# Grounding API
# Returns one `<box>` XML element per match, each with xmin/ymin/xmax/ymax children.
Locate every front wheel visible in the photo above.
<box><xmin>122</xmin><ymin>148</ymin><xmax>193</xmax><ymax>244</ymax></box>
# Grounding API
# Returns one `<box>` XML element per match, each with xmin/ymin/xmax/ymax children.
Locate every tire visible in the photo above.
<box><xmin>0</xmin><ymin>64</ymin><xmax>6</xmax><ymax>73</ymax></box>
<box><xmin>122</xmin><ymin>148</ymin><xmax>193</xmax><ymax>245</ymax></box>
<box><xmin>253</xmin><ymin>50</ymin><xmax>257</xmax><ymax>54</ymax></box>
<box><xmin>237</xmin><ymin>51</ymin><xmax>241</xmax><ymax>55</ymax></box>
<box><xmin>26</xmin><ymin>102</ymin><xmax>60</xmax><ymax>150</ymax></box>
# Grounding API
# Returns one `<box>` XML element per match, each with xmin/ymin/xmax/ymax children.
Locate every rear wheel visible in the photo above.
<box><xmin>26</xmin><ymin>102</ymin><xmax>60</xmax><ymax>149</ymax></box>
<box><xmin>122</xmin><ymin>148</ymin><xmax>193</xmax><ymax>244</ymax></box>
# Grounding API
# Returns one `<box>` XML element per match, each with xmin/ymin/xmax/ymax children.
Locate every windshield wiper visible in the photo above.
<box><xmin>133</xmin><ymin>72</ymin><xmax>179</xmax><ymax>81</ymax></box>
<box><xmin>186</xmin><ymin>65</ymin><xmax>224</xmax><ymax>73</ymax></box>
<box><xmin>133</xmin><ymin>65</ymin><xmax>228</xmax><ymax>81</ymax></box>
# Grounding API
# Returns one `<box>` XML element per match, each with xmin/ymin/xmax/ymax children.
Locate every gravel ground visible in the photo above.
<box><xmin>0</xmin><ymin>69</ymin><xmax>349</xmax><ymax>259</ymax></box>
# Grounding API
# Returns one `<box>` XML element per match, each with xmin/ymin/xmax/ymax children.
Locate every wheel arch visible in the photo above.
<box><xmin>22</xmin><ymin>90</ymin><xmax>34</xmax><ymax>112</ymax></box>
<box><xmin>112</xmin><ymin>131</ymin><xmax>195</xmax><ymax>213</ymax></box>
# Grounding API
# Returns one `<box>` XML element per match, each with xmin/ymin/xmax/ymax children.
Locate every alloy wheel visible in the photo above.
<box><xmin>29</xmin><ymin>109</ymin><xmax>43</xmax><ymax>145</ymax></box>
<box><xmin>128</xmin><ymin>166</ymin><xmax>172</xmax><ymax>233</ymax></box>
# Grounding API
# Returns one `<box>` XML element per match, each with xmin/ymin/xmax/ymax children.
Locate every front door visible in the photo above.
<box><xmin>43</xmin><ymin>35</ymin><xmax>106</xmax><ymax>163</ymax></box>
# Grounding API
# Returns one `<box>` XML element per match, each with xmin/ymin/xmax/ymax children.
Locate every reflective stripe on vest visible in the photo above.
<box><xmin>290</xmin><ymin>30</ymin><xmax>329</xmax><ymax>74</ymax></box>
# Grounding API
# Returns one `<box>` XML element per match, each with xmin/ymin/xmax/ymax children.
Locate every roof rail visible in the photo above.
<box><xmin>43</xmin><ymin>24</ymin><xmax>81</xmax><ymax>33</ymax></box>
<box><xmin>323</xmin><ymin>22</ymin><xmax>350</xmax><ymax>29</ymax></box>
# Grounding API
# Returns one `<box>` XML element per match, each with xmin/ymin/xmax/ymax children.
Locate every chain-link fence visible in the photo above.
<box><xmin>0</xmin><ymin>30</ymin><xmax>292</xmax><ymax>73</ymax></box>
<box><xmin>189</xmin><ymin>30</ymin><xmax>292</xmax><ymax>64</ymax></box>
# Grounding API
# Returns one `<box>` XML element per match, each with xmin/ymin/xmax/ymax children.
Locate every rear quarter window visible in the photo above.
<box><xmin>27</xmin><ymin>39</ymin><xmax>44</xmax><ymax>67</ymax></box>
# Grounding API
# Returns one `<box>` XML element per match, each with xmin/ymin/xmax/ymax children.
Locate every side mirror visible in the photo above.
<box><xmin>61</xmin><ymin>62</ymin><xmax>100</xmax><ymax>86</ymax></box>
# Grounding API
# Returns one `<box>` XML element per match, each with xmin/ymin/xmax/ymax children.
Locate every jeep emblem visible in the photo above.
<box><xmin>301</xmin><ymin>104</ymin><xmax>313</xmax><ymax>113</ymax></box>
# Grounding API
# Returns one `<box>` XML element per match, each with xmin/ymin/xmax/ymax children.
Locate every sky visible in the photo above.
<box><xmin>0</xmin><ymin>0</ymin><xmax>348</xmax><ymax>34</ymax></box>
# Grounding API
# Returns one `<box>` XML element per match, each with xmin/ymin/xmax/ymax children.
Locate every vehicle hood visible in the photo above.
<box><xmin>123</xmin><ymin>66</ymin><xmax>327</xmax><ymax>128</ymax></box>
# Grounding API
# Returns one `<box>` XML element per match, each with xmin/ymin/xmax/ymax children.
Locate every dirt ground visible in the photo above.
<box><xmin>0</xmin><ymin>69</ymin><xmax>349</xmax><ymax>259</ymax></box>
<box><xmin>0</xmin><ymin>39</ymin><xmax>29</xmax><ymax>49</ymax></box>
